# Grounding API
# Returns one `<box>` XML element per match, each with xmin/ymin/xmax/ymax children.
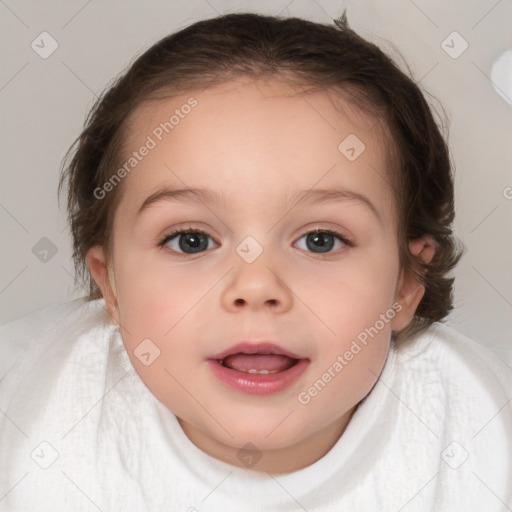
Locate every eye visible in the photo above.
<box><xmin>158</xmin><ymin>227</ymin><xmax>218</xmax><ymax>255</ymax></box>
<box><xmin>158</xmin><ymin>227</ymin><xmax>352</xmax><ymax>256</ymax></box>
<box><xmin>294</xmin><ymin>229</ymin><xmax>351</xmax><ymax>254</ymax></box>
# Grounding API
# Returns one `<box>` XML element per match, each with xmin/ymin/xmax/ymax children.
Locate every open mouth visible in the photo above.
<box><xmin>218</xmin><ymin>353</ymin><xmax>299</xmax><ymax>374</ymax></box>
<box><xmin>207</xmin><ymin>341</ymin><xmax>309</xmax><ymax>395</ymax></box>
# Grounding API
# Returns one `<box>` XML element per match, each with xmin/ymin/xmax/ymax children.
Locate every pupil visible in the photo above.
<box><xmin>307</xmin><ymin>232</ymin><xmax>334</xmax><ymax>253</ymax></box>
<box><xmin>179</xmin><ymin>232</ymin><xmax>208</xmax><ymax>253</ymax></box>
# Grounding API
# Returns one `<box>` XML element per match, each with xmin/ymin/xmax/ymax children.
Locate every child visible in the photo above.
<box><xmin>1</xmin><ymin>12</ymin><xmax>511</xmax><ymax>512</ymax></box>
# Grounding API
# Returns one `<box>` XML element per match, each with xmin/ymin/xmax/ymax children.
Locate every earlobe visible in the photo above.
<box><xmin>85</xmin><ymin>245</ymin><xmax>120</xmax><ymax>325</ymax></box>
<box><xmin>390</xmin><ymin>236</ymin><xmax>436</xmax><ymax>331</ymax></box>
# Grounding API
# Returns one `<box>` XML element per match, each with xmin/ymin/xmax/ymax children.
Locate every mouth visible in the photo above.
<box><xmin>218</xmin><ymin>353</ymin><xmax>299</xmax><ymax>374</ymax></box>
<box><xmin>207</xmin><ymin>342</ymin><xmax>309</xmax><ymax>395</ymax></box>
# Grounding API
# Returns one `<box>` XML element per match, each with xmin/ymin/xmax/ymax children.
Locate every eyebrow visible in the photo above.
<box><xmin>137</xmin><ymin>186</ymin><xmax>382</xmax><ymax>225</ymax></box>
<box><xmin>137</xmin><ymin>187</ymin><xmax>225</xmax><ymax>216</ymax></box>
<box><xmin>287</xmin><ymin>188</ymin><xmax>382</xmax><ymax>225</ymax></box>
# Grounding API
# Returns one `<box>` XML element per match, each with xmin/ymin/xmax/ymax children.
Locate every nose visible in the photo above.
<box><xmin>221</xmin><ymin>253</ymin><xmax>293</xmax><ymax>314</ymax></box>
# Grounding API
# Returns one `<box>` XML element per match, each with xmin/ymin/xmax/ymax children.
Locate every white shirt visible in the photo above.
<box><xmin>0</xmin><ymin>298</ymin><xmax>511</xmax><ymax>511</ymax></box>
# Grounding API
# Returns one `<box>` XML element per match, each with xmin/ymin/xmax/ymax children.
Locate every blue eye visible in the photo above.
<box><xmin>159</xmin><ymin>228</ymin><xmax>218</xmax><ymax>255</ymax></box>
<box><xmin>158</xmin><ymin>228</ymin><xmax>351</xmax><ymax>256</ymax></box>
<box><xmin>295</xmin><ymin>230</ymin><xmax>350</xmax><ymax>254</ymax></box>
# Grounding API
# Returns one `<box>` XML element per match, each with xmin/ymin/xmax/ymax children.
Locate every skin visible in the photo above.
<box><xmin>87</xmin><ymin>76</ymin><xmax>435</xmax><ymax>474</ymax></box>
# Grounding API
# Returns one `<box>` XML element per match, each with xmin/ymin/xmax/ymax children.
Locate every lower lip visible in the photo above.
<box><xmin>206</xmin><ymin>358</ymin><xmax>309</xmax><ymax>396</ymax></box>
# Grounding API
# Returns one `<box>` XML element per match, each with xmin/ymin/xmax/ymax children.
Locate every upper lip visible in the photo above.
<box><xmin>209</xmin><ymin>342</ymin><xmax>305</xmax><ymax>361</ymax></box>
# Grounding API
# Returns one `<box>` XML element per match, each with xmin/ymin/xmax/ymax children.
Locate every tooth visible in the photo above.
<box><xmin>221</xmin><ymin>363</ymin><xmax>282</xmax><ymax>374</ymax></box>
<box><xmin>243</xmin><ymin>368</ymin><xmax>277</xmax><ymax>374</ymax></box>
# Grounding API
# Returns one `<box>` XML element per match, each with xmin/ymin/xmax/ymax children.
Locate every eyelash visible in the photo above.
<box><xmin>157</xmin><ymin>225</ymin><xmax>353</xmax><ymax>258</ymax></box>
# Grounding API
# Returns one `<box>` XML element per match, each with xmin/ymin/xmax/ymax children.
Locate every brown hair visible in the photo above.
<box><xmin>58</xmin><ymin>12</ymin><xmax>463</xmax><ymax>346</ymax></box>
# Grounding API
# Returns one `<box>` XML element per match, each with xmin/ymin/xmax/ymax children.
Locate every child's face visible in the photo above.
<box><xmin>88</xmin><ymin>77</ymin><xmax>428</xmax><ymax>473</ymax></box>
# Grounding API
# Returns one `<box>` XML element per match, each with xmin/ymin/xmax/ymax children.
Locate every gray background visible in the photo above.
<box><xmin>1</xmin><ymin>0</ymin><xmax>511</xmax><ymax>364</ymax></box>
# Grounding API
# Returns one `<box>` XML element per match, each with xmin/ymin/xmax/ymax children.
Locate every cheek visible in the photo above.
<box><xmin>298</xmin><ymin>272</ymin><xmax>394</xmax><ymax>420</ymax></box>
<box><xmin>112</xmin><ymin>261</ymin><xmax>204</xmax><ymax>402</ymax></box>
<box><xmin>297</xmin><ymin>337</ymin><xmax>389</xmax><ymax>429</ymax></box>
<box><xmin>299</xmin><ymin>251</ymin><xmax>399</xmax><ymax>326</ymax></box>
<box><xmin>113</xmin><ymin>246</ymin><xmax>210</xmax><ymax>332</ymax></box>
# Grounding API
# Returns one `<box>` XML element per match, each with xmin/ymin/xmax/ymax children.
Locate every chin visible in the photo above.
<box><xmin>229</xmin><ymin>424</ymin><xmax>306</xmax><ymax>450</ymax></box>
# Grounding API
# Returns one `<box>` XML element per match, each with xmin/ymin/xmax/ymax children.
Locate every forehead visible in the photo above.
<box><xmin>117</xmin><ymin>77</ymin><xmax>395</xmax><ymax>224</ymax></box>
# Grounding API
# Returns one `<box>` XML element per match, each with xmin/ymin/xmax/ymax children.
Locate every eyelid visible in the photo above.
<box><xmin>295</xmin><ymin>226</ymin><xmax>353</xmax><ymax>246</ymax></box>
<box><xmin>157</xmin><ymin>226</ymin><xmax>218</xmax><ymax>247</ymax></box>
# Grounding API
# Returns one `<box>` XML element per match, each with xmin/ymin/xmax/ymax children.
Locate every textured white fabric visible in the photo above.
<box><xmin>0</xmin><ymin>298</ymin><xmax>511</xmax><ymax>511</ymax></box>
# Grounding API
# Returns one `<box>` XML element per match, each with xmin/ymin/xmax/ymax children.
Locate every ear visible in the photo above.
<box><xmin>390</xmin><ymin>236</ymin><xmax>436</xmax><ymax>331</ymax></box>
<box><xmin>85</xmin><ymin>245</ymin><xmax>120</xmax><ymax>326</ymax></box>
